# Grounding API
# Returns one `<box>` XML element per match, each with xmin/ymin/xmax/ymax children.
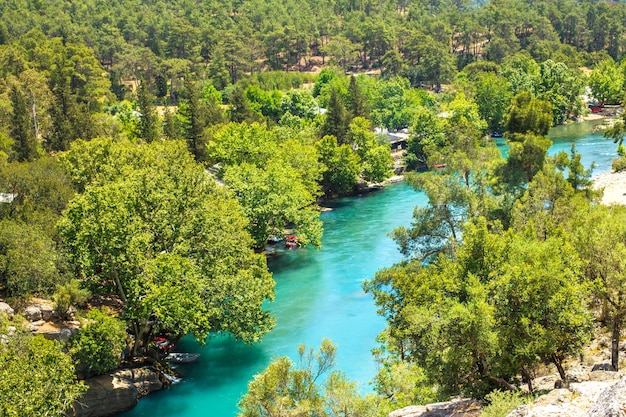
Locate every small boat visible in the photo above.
<box><xmin>285</xmin><ymin>235</ymin><xmax>298</xmax><ymax>249</ymax></box>
<box><xmin>165</xmin><ymin>352</ymin><xmax>200</xmax><ymax>364</ymax></box>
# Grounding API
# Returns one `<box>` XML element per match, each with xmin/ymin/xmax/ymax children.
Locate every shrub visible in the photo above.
<box><xmin>481</xmin><ymin>390</ymin><xmax>526</xmax><ymax>417</ymax></box>
<box><xmin>67</xmin><ymin>308</ymin><xmax>127</xmax><ymax>377</ymax></box>
<box><xmin>612</xmin><ymin>156</ymin><xmax>626</xmax><ymax>172</ymax></box>
<box><xmin>53</xmin><ymin>279</ymin><xmax>90</xmax><ymax>319</ymax></box>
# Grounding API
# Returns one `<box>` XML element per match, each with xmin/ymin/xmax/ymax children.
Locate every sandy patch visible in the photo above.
<box><xmin>593</xmin><ymin>171</ymin><xmax>626</xmax><ymax>205</ymax></box>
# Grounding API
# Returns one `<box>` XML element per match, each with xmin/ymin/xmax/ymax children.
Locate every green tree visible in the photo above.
<box><xmin>179</xmin><ymin>78</ymin><xmax>208</xmax><ymax>161</ymax></box>
<box><xmin>346</xmin><ymin>75</ymin><xmax>370</xmax><ymax>120</ymax></box>
<box><xmin>223</xmin><ymin>161</ymin><xmax>323</xmax><ymax>250</ymax></box>
<box><xmin>229</xmin><ymin>86</ymin><xmax>256</xmax><ymax>123</ymax></box>
<box><xmin>362</xmin><ymin>144</ymin><xmax>393</xmax><ymax>183</ymax></box>
<box><xmin>571</xmin><ymin>205</ymin><xmax>626</xmax><ymax>371</ymax></box>
<box><xmin>9</xmin><ymin>85</ymin><xmax>37</xmax><ymax>162</ymax></box>
<box><xmin>0</xmin><ymin>219</ymin><xmax>62</xmax><ymax>297</ymax></box>
<box><xmin>59</xmin><ymin>140</ymin><xmax>275</xmax><ymax>355</ymax></box>
<box><xmin>0</xmin><ymin>332</ymin><xmax>86</xmax><ymax>417</ymax></box>
<box><xmin>321</xmin><ymin>87</ymin><xmax>349</xmax><ymax>145</ymax></box>
<box><xmin>472</xmin><ymin>72</ymin><xmax>512</xmax><ymax>134</ymax></box>
<box><xmin>136</xmin><ymin>79</ymin><xmax>161</xmax><ymax>143</ymax></box>
<box><xmin>67</xmin><ymin>308</ymin><xmax>127</xmax><ymax>377</ymax></box>
<box><xmin>392</xmin><ymin>172</ymin><xmax>470</xmax><ymax>262</ymax></box>
<box><xmin>588</xmin><ymin>59</ymin><xmax>624</xmax><ymax>105</ymax></box>
<box><xmin>239</xmin><ymin>339</ymin><xmax>381</xmax><ymax>417</ymax></box>
<box><xmin>316</xmin><ymin>135</ymin><xmax>360</xmax><ymax>196</ymax></box>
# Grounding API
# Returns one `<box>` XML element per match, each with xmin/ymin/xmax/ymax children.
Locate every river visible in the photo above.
<box><xmin>120</xmin><ymin>120</ymin><xmax>617</xmax><ymax>417</ymax></box>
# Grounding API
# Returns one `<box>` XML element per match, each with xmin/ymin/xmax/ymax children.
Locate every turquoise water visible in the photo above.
<box><xmin>120</xmin><ymin>182</ymin><xmax>428</xmax><ymax>417</ymax></box>
<box><xmin>120</xmin><ymin>121</ymin><xmax>617</xmax><ymax>417</ymax></box>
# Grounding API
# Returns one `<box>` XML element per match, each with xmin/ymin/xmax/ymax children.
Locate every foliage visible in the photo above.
<box><xmin>59</xmin><ymin>140</ymin><xmax>275</xmax><ymax>355</ymax></box>
<box><xmin>367</xmin><ymin>216</ymin><xmax>594</xmax><ymax>397</ymax></box>
<box><xmin>238</xmin><ymin>339</ymin><xmax>382</xmax><ymax>417</ymax></box>
<box><xmin>588</xmin><ymin>59</ymin><xmax>624</xmax><ymax>105</ymax></box>
<box><xmin>0</xmin><ymin>219</ymin><xmax>62</xmax><ymax>297</ymax></box>
<box><xmin>0</xmin><ymin>332</ymin><xmax>86</xmax><ymax>417</ymax></box>
<box><xmin>53</xmin><ymin>279</ymin><xmax>90</xmax><ymax>320</ymax></box>
<box><xmin>0</xmin><ymin>145</ymin><xmax>75</xmax><ymax>226</ymax></box>
<box><xmin>223</xmin><ymin>161</ymin><xmax>322</xmax><ymax>250</ymax></box>
<box><xmin>480</xmin><ymin>390</ymin><xmax>526</xmax><ymax>417</ymax></box>
<box><xmin>67</xmin><ymin>308</ymin><xmax>127</xmax><ymax>377</ymax></box>
<box><xmin>612</xmin><ymin>156</ymin><xmax>626</xmax><ymax>172</ymax></box>
<box><xmin>316</xmin><ymin>135</ymin><xmax>360</xmax><ymax>196</ymax></box>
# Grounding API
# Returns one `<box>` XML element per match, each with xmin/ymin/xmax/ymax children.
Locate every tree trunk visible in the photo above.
<box><xmin>552</xmin><ymin>353</ymin><xmax>567</xmax><ymax>384</ymax></box>
<box><xmin>521</xmin><ymin>368</ymin><xmax>533</xmax><ymax>393</ymax></box>
<box><xmin>612</xmin><ymin>313</ymin><xmax>621</xmax><ymax>371</ymax></box>
<box><xmin>488</xmin><ymin>376</ymin><xmax>516</xmax><ymax>391</ymax></box>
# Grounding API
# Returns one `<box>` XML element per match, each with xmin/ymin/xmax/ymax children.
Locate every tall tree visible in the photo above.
<box><xmin>346</xmin><ymin>75</ymin><xmax>370</xmax><ymax>120</ymax></box>
<box><xmin>59</xmin><ymin>140</ymin><xmax>275</xmax><ymax>356</ymax></box>
<box><xmin>136</xmin><ymin>79</ymin><xmax>161</xmax><ymax>143</ymax></box>
<box><xmin>179</xmin><ymin>78</ymin><xmax>208</xmax><ymax>161</ymax></box>
<box><xmin>9</xmin><ymin>85</ymin><xmax>37</xmax><ymax>162</ymax></box>
<box><xmin>321</xmin><ymin>87</ymin><xmax>350</xmax><ymax>144</ymax></box>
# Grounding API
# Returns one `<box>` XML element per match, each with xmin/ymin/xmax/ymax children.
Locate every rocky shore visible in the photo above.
<box><xmin>593</xmin><ymin>170</ymin><xmax>626</xmax><ymax>205</ymax></box>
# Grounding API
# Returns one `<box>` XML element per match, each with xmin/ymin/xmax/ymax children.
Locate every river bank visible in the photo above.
<box><xmin>593</xmin><ymin>170</ymin><xmax>626</xmax><ymax>205</ymax></box>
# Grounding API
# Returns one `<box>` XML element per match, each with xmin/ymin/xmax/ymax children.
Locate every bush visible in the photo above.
<box><xmin>53</xmin><ymin>279</ymin><xmax>90</xmax><ymax>319</ymax></box>
<box><xmin>67</xmin><ymin>308</ymin><xmax>127</xmax><ymax>377</ymax></box>
<box><xmin>0</xmin><ymin>219</ymin><xmax>62</xmax><ymax>297</ymax></box>
<box><xmin>481</xmin><ymin>390</ymin><xmax>526</xmax><ymax>417</ymax></box>
<box><xmin>612</xmin><ymin>156</ymin><xmax>626</xmax><ymax>172</ymax></box>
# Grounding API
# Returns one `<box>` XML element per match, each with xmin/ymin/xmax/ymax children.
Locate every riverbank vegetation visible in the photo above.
<box><xmin>2</xmin><ymin>0</ymin><xmax>626</xmax><ymax>415</ymax></box>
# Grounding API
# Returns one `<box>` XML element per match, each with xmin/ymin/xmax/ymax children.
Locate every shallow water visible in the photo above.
<box><xmin>120</xmin><ymin>120</ymin><xmax>617</xmax><ymax>417</ymax></box>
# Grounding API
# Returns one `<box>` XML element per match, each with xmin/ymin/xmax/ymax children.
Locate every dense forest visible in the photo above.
<box><xmin>2</xmin><ymin>0</ymin><xmax>626</xmax><ymax>416</ymax></box>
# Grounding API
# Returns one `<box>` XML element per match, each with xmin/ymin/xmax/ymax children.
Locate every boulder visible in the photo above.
<box><xmin>587</xmin><ymin>378</ymin><xmax>626</xmax><ymax>417</ymax></box>
<box><xmin>0</xmin><ymin>302</ymin><xmax>14</xmax><ymax>318</ymax></box>
<box><xmin>506</xmin><ymin>380</ymin><xmax>618</xmax><ymax>417</ymax></box>
<box><xmin>40</xmin><ymin>304</ymin><xmax>54</xmax><ymax>321</ymax></box>
<box><xmin>113</xmin><ymin>367</ymin><xmax>163</xmax><ymax>397</ymax></box>
<box><xmin>71</xmin><ymin>374</ymin><xmax>138</xmax><ymax>417</ymax></box>
<box><xmin>389</xmin><ymin>399</ymin><xmax>481</xmax><ymax>417</ymax></box>
<box><xmin>24</xmin><ymin>305</ymin><xmax>42</xmax><ymax>321</ymax></box>
<box><xmin>71</xmin><ymin>367</ymin><xmax>163</xmax><ymax>417</ymax></box>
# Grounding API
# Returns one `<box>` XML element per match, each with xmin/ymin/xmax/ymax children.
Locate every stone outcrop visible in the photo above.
<box><xmin>0</xmin><ymin>301</ymin><xmax>14</xmax><ymax>317</ymax></box>
<box><xmin>114</xmin><ymin>367</ymin><xmax>164</xmax><ymax>397</ymax></box>
<box><xmin>507</xmin><ymin>376</ymin><xmax>626</xmax><ymax>417</ymax></box>
<box><xmin>388</xmin><ymin>399</ymin><xmax>481</xmax><ymax>417</ymax></box>
<box><xmin>587</xmin><ymin>378</ymin><xmax>626</xmax><ymax>417</ymax></box>
<box><xmin>24</xmin><ymin>305</ymin><xmax>43</xmax><ymax>321</ymax></box>
<box><xmin>71</xmin><ymin>374</ymin><xmax>138</xmax><ymax>417</ymax></box>
<box><xmin>71</xmin><ymin>367</ymin><xmax>164</xmax><ymax>417</ymax></box>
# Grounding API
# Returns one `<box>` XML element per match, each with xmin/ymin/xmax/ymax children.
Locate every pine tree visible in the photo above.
<box><xmin>321</xmin><ymin>87</ymin><xmax>349</xmax><ymax>145</ymax></box>
<box><xmin>47</xmin><ymin>63</ymin><xmax>76</xmax><ymax>152</ymax></box>
<box><xmin>137</xmin><ymin>80</ymin><xmax>161</xmax><ymax>143</ymax></box>
<box><xmin>180</xmin><ymin>78</ymin><xmax>207</xmax><ymax>161</ymax></box>
<box><xmin>10</xmin><ymin>85</ymin><xmax>37</xmax><ymax>162</ymax></box>
<box><xmin>228</xmin><ymin>87</ymin><xmax>254</xmax><ymax>123</ymax></box>
<box><xmin>346</xmin><ymin>76</ymin><xmax>370</xmax><ymax>120</ymax></box>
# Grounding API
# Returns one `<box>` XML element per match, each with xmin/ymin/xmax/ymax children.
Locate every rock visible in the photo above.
<box><xmin>587</xmin><ymin>378</ymin><xmax>626</xmax><ymax>417</ymax></box>
<box><xmin>39</xmin><ymin>304</ymin><xmax>54</xmax><ymax>321</ymax></box>
<box><xmin>70</xmin><ymin>375</ymin><xmax>138</xmax><ymax>417</ymax></box>
<box><xmin>70</xmin><ymin>367</ymin><xmax>163</xmax><ymax>417</ymax></box>
<box><xmin>113</xmin><ymin>367</ymin><xmax>163</xmax><ymax>397</ymax></box>
<box><xmin>506</xmin><ymin>380</ymin><xmax>617</xmax><ymax>417</ymax></box>
<box><xmin>30</xmin><ymin>320</ymin><xmax>45</xmax><ymax>332</ymax></box>
<box><xmin>589</xmin><ymin>370</ymin><xmax>621</xmax><ymax>382</ymax></box>
<box><xmin>508</xmin><ymin>388</ymin><xmax>589</xmax><ymax>417</ymax></box>
<box><xmin>24</xmin><ymin>305</ymin><xmax>42</xmax><ymax>321</ymax></box>
<box><xmin>0</xmin><ymin>302</ymin><xmax>14</xmax><ymax>318</ymax></box>
<box><xmin>389</xmin><ymin>398</ymin><xmax>481</xmax><ymax>417</ymax></box>
<box><xmin>592</xmin><ymin>363</ymin><xmax>616</xmax><ymax>372</ymax></box>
